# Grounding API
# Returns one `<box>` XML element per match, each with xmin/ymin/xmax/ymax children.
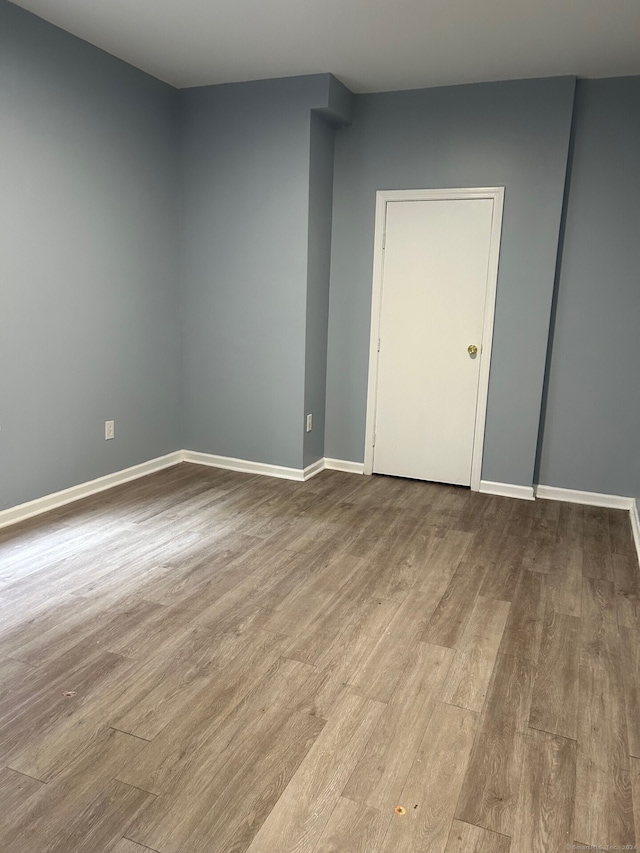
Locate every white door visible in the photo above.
<box><xmin>372</xmin><ymin>196</ymin><xmax>496</xmax><ymax>486</ymax></box>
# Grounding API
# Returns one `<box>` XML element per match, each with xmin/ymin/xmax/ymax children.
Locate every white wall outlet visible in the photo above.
<box><xmin>306</xmin><ymin>413</ymin><xmax>313</xmax><ymax>432</ymax></box>
<box><xmin>105</xmin><ymin>420</ymin><xmax>115</xmax><ymax>440</ymax></box>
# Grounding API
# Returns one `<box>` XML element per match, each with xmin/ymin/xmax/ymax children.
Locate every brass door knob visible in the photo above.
<box><xmin>468</xmin><ymin>344</ymin><xmax>478</xmax><ymax>356</ymax></box>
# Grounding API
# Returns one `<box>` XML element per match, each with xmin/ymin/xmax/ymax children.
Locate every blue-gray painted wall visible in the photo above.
<box><xmin>179</xmin><ymin>78</ymin><xmax>311</xmax><ymax>470</ymax></box>
<box><xmin>325</xmin><ymin>78</ymin><xmax>576</xmax><ymax>488</ymax></box>
<box><xmin>0</xmin><ymin>1</ymin><xmax>181</xmax><ymax>510</ymax></box>
<box><xmin>538</xmin><ymin>78</ymin><xmax>640</xmax><ymax>497</ymax></box>
<box><xmin>303</xmin><ymin>113</ymin><xmax>336</xmax><ymax>468</ymax></box>
<box><xmin>179</xmin><ymin>74</ymin><xmax>350</xmax><ymax>471</ymax></box>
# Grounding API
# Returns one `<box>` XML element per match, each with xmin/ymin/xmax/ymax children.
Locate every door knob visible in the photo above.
<box><xmin>467</xmin><ymin>344</ymin><xmax>478</xmax><ymax>356</ymax></box>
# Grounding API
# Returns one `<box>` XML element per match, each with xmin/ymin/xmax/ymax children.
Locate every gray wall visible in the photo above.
<box><xmin>303</xmin><ymin>113</ymin><xmax>335</xmax><ymax>467</ymax></box>
<box><xmin>179</xmin><ymin>74</ymin><xmax>350</xmax><ymax>471</ymax></box>
<box><xmin>538</xmin><ymin>78</ymin><xmax>640</xmax><ymax>497</ymax></box>
<box><xmin>325</xmin><ymin>78</ymin><xmax>576</xmax><ymax>488</ymax></box>
<box><xmin>0</xmin><ymin>1</ymin><xmax>181</xmax><ymax>510</ymax></box>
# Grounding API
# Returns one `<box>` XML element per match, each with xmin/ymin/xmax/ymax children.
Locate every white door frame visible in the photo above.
<box><xmin>363</xmin><ymin>187</ymin><xmax>505</xmax><ymax>491</ymax></box>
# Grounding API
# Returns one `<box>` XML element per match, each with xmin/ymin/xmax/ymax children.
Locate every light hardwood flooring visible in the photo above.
<box><xmin>0</xmin><ymin>463</ymin><xmax>638</xmax><ymax>852</ymax></box>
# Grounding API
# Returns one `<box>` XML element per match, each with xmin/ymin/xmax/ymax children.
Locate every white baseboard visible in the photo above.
<box><xmin>182</xmin><ymin>451</ymin><xmax>365</xmax><ymax>481</ymax></box>
<box><xmin>536</xmin><ymin>485</ymin><xmax>635</xmax><ymax>510</ymax></box>
<box><xmin>479</xmin><ymin>480</ymin><xmax>535</xmax><ymax>501</ymax></box>
<box><xmin>324</xmin><ymin>458</ymin><xmax>365</xmax><ymax>474</ymax></box>
<box><xmin>630</xmin><ymin>500</ymin><xmax>640</xmax><ymax>563</ymax></box>
<box><xmin>182</xmin><ymin>450</ymin><xmax>313</xmax><ymax>481</ymax></box>
<box><xmin>0</xmin><ymin>451</ymin><xmax>183</xmax><ymax>530</ymax></box>
<box><xmin>303</xmin><ymin>459</ymin><xmax>326</xmax><ymax>480</ymax></box>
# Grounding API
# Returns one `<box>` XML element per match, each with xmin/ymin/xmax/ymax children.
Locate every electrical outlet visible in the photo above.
<box><xmin>105</xmin><ymin>420</ymin><xmax>115</xmax><ymax>440</ymax></box>
<box><xmin>306</xmin><ymin>413</ymin><xmax>313</xmax><ymax>432</ymax></box>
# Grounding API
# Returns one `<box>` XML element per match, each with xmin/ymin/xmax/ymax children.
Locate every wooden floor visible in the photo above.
<box><xmin>1</xmin><ymin>464</ymin><xmax>639</xmax><ymax>852</ymax></box>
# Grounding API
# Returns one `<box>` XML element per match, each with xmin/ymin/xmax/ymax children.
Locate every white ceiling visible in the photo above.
<box><xmin>10</xmin><ymin>0</ymin><xmax>640</xmax><ymax>93</ymax></box>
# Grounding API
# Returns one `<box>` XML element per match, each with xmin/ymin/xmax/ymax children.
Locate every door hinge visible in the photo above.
<box><xmin>377</xmin><ymin>337</ymin><xmax>381</xmax><ymax>353</ymax></box>
<box><xmin>372</xmin><ymin>432</ymin><xmax>376</xmax><ymax>447</ymax></box>
<box><xmin>382</xmin><ymin>230</ymin><xmax>386</xmax><ymax>250</ymax></box>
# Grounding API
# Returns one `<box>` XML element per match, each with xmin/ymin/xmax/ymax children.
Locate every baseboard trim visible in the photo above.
<box><xmin>182</xmin><ymin>450</ymin><xmax>312</xmax><ymax>481</ymax></box>
<box><xmin>303</xmin><ymin>459</ymin><xmax>326</xmax><ymax>480</ymax></box>
<box><xmin>630</xmin><ymin>500</ymin><xmax>640</xmax><ymax>563</ymax></box>
<box><xmin>479</xmin><ymin>480</ymin><xmax>535</xmax><ymax>501</ymax></box>
<box><xmin>182</xmin><ymin>452</ymin><xmax>365</xmax><ymax>481</ymax></box>
<box><xmin>0</xmin><ymin>451</ymin><xmax>183</xmax><ymax>530</ymax></box>
<box><xmin>324</xmin><ymin>458</ymin><xmax>365</xmax><ymax>475</ymax></box>
<box><xmin>536</xmin><ymin>485</ymin><xmax>635</xmax><ymax>510</ymax></box>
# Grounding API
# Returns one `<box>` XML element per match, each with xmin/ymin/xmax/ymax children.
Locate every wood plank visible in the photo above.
<box><xmin>263</xmin><ymin>547</ymin><xmax>365</xmax><ymax>634</ymax></box>
<box><xmin>620</xmin><ymin>626</ymin><xmax>640</xmax><ymax>758</ymax></box>
<box><xmin>344</xmin><ymin>590</ymin><xmax>440</xmax><ymax>705</ymax></box>
<box><xmin>0</xmin><ymin>656</ymin><xmax>36</xmax><ymax>696</ymax></box>
<box><xmin>0</xmin><ymin>592</ymin><xmax>110</xmax><ymax>657</ymax></box>
<box><xmin>477</xmin><ymin>534</ymin><xmax>525</xmax><ymax>602</ymax></box>
<box><xmin>441</xmin><ymin>595</ymin><xmax>510</xmax><ymax>713</ymax></box>
<box><xmin>580</xmin><ymin>577</ymin><xmax>618</xmax><ymax>665</ymax></box>
<box><xmin>520</xmin><ymin>536</ymin><xmax>555</xmax><ymax>574</ymax></box>
<box><xmin>556</xmin><ymin>501</ymin><xmax>584</xmax><ymax>545</ymax></box>
<box><xmin>344</xmin><ymin>505</ymin><xmax>407</xmax><ymax>559</ymax></box>
<box><xmin>609</xmin><ymin>507</ymin><xmax>636</xmax><ymax>557</ymax></box>
<box><xmin>282</xmin><ymin>569</ymin><xmax>392</xmax><ymax>668</ymax></box>
<box><xmin>529</xmin><ymin>608</ymin><xmax>580</xmax><ymax>740</ymax></box>
<box><xmin>289</xmin><ymin>596</ymin><xmax>401</xmax><ymax>719</ymax></box>
<box><xmin>631</xmin><ymin>756</ymin><xmax>640</xmax><ymax>848</ymax></box>
<box><xmin>11</xmin><ymin>615</ymin><xmax>270</xmax><ymax>778</ymax></box>
<box><xmin>503</xmin><ymin>497</ymin><xmax>534</xmax><ymax>539</ymax></box>
<box><xmin>574</xmin><ymin>652</ymin><xmax>635</xmax><ymax>847</ymax></box>
<box><xmin>455</xmin><ymin>653</ymin><xmax>534</xmax><ymax>836</ymax></box>
<box><xmin>378</xmin><ymin>702</ymin><xmax>477</xmax><ymax>853</ymax></box>
<box><xmin>582</xmin><ymin>505</ymin><xmax>613</xmax><ymax>581</ymax></box>
<box><xmin>497</xmin><ymin>569</ymin><xmax>544</xmax><ymax>662</ymax></box>
<box><xmin>116</xmin><ymin>634</ymin><xmax>297</xmax><ymax>795</ymax></box>
<box><xmin>0</xmin><ymin>729</ymin><xmax>148</xmax><ymax>851</ymax></box>
<box><xmin>244</xmin><ymin>692</ymin><xmax>384</xmax><ymax>853</ymax></box>
<box><xmin>45</xmin><ymin>779</ymin><xmax>155</xmax><ymax>853</ymax></box>
<box><xmin>348</xmin><ymin>531</ymin><xmax>471</xmax><ymax>703</ymax></box>
<box><xmin>109</xmin><ymin>610</ymin><xmax>278</xmax><ymax>741</ymax></box>
<box><xmin>129</xmin><ymin>704</ymin><xmax>326</xmax><ymax>853</ymax></box>
<box><xmin>540</xmin><ymin>537</ymin><xmax>582</xmax><ymax>618</ymax></box>
<box><xmin>366</xmin><ymin>517</ymin><xmax>447</xmax><ymax>603</ymax></box>
<box><xmin>444</xmin><ymin>820</ymin><xmax>510</xmax><ymax>853</ymax></box>
<box><xmin>137</xmin><ymin>532</ymin><xmax>265</xmax><ymax>606</ymax></box>
<box><xmin>126</xmin><ymin>672</ymin><xmax>317</xmax><ymax>845</ymax></box>
<box><xmin>511</xmin><ymin>729</ymin><xmax>576</xmax><ymax>851</ymax></box>
<box><xmin>301</xmin><ymin>595</ymin><xmax>400</xmax><ymax>675</ymax></box>
<box><xmin>112</xmin><ymin>840</ymin><xmax>157</xmax><ymax>853</ymax></box>
<box><xmin>10</xmin><ymin>597</ymin><xmax>167</xmax><ymax>669</ymax></box>
<box><xmin>529</xmin><ymin>498</ymin><xmax>561</xmax><ymax>542</ymax></box>
<box><xmin>308</xmin><ymin>797</ymin><xmax>389</xmax><ymax>853</ymax></box>
<box><xmin>202</xmin><ymin>539</ymin><xmax>359</xmax><ymax>617</ymax></box>
<box><xmin>613</xmin><ymin>553</ymin><xmax>640</xmax><ymax>629</ymax></box>
<box><xmin>421</xmin><ymin>561</ymin><xmax>486</xmax><ymax>647</ymax></box>
<box><xmin>265</xmin><ymin>587</ymin><xmax>336</xmax><ymax>638</ymax></box>
<box><xmin>0</xmin><ymin>766</ymin><xmax>45</xmax><ymax>815</ymax></box>
<box><xmin>344</xmin><ymin>642</ymin><xmax>454</xmax><ymax>811</ymax></box>
<box><xmin>455</xmin><ymin>494</ymin><xmax>514</xmax><ymax>538</ymax></box>
<box><xmin>2</xmin><ymin>651</ymin><xmax>135</xmax><ymax>774</ymax></box>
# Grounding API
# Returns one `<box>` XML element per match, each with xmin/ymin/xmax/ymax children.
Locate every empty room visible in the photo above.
<box><xmin>1</xmin><ymin>0</ymin><xmax>639</xmax><ymax>850</ymax></box>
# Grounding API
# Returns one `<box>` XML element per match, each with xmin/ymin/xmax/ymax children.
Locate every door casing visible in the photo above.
<box><xmin>363</xmin><ymin>187</ymin><xmax>505</xmax><ymax>491</ymax></box>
